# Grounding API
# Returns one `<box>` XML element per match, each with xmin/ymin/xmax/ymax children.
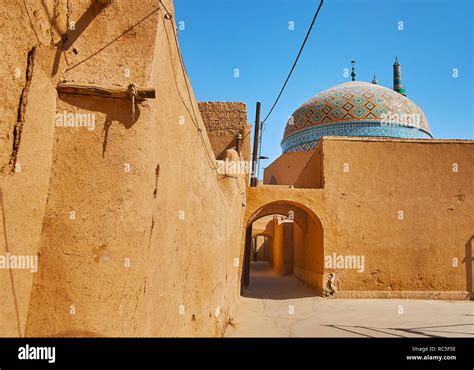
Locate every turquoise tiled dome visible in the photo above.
<box><xmin>282</xmin><ymin>81</ymin><xmax>432</xmax><ymax>152</ymax></box>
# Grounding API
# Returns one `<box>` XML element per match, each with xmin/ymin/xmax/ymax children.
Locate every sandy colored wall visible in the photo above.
<box><xmin>262</xmin><ymin>213</ymin><xmax>323</xmax><ymax>285</ymax></box>
<box><xmin>293</xmin><ymin>216</ymin><xmax>324</xmax><ymax>290</ymax></box>
<box><xmin>263</xmin><ymin>151</ymin><xmax>314</xmax><ymax>185</ymax></box>
<box><xmin>256</xmin><ymin>236</ymin><xmax>270</xmax><ymax>261</ymax></box>
<box><xmin>252</xmin><ymin>215</ymin><xmax>273</xmax><ymax>261</ymax></box>
<box><xmin>270</xmin><ymin>219</ymin><xmax>282</xmax><ymax>273</ymax></box>
<box><xmin>268</xmin><ymin>239</ymin><xmax>274</xmax><ymax>267</ymax></box>
<box><xmin>269</xmin><ymin>219</ymin><xmax>293</xmax><ymax>276</ymax></box>
<box><xmin>198</xmin><ymin>102</ymin><xmax>250</xmax><ymax>162</ymax></box>
<box><xmin>246</xmin><ymin>137</ymin><xmax>473</xmax><ymax>299</ymax></box>
<box><xmin>282</xmin><ymin>222</ymin><xmax>294</xmax><ymax>275</ymax></box>
<box><xmin>1</xmin><ymin>0</ymin><xmax>247</xmax><ymax>337</ymax></box>
<box><xmin>266</xmin><ymin>220</ymin><xmax>275</xmax><ymax>267</ymax></box>
<box><xmin>0</xmin><ymin>66</ymin><xmax>57</xmax><ymax>337</ymax></box>
<box><xmin>294</xmin><ymin>145</ymin><xmax>323</xmax><ymax>189</ymax></box>
<box><xmin>255</xmin><ymin>236</ymin><xmax>267</xmax><ymax>260</ymax></box>
<box><xmin>270</xmin><ymin>220</ymin><xmax>279</xmax><ymax>271</ymax></box>
<box><xmin>0</xmin><ymin>0</ymin><xmax>59</xmax><ymax>337</ymax></box>
<box><xmin>320</xmin><ymin>138</ymin><xmax>474</xmax><ymax>298</ymax></box>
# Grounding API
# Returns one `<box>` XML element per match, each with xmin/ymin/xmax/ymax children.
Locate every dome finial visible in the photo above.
<box><xmin>372</xmin><ymin>74</ymin><xmax>378</xmax><ymax>84</ymax></box>
<box><xmin>393</xmin><ymin>56</ymin><xmax>406</xmax><ymax>95</ymax></box>
<box><xmin>351</xmin><ymin>60</ymin><xmax>356</xmax><ymax>81</ymax></box>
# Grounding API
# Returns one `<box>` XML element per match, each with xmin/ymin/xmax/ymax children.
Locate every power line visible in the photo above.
<box><xmin>160</xmin><ymin>2</ymin><xmax>219</xmax><ymax>175</ymax></box>
<box><xmin>159</xmin><ymin>0</ymin><xmax>171</xmax><ymax>15</ymax></box>
<box><xmin>257</xmin><ymin>0</ymin><xmax>324</xmax><ymax>180</ymax></box>
<box><xmin>260</xmin><ymin>0</ymin><xmax>325</xmax><ymax>126</ymax></box>
<box><xmin>66</xmin><ymin>5</ymin><xmax>162</xmax><ymax>72</ymax></box>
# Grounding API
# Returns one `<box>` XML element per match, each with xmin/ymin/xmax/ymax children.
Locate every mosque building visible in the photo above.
<box><xmin>240</xmin><ymin>58</ymin><xmax>474</xmax><ymax>299</ymax></box>
<box><xmin>281</xmin><ymin>58</ymin><xmax>432</xmax><ymax>154</ymax></box>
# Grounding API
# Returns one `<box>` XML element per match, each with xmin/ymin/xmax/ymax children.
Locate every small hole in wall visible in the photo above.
<box><xmin>72</xmin><ymin>48</ymin><xmax>78</xmax><ymax>55</ymax></box>
<box><xmin>228</xmin><ymin>317</ymin><xmax>236</xmax><ymax>328</ymax></box>
<box><xmin>191</xmin><ymin>314</ymin><xmax>196</xmax><ymax>321</ymax></box>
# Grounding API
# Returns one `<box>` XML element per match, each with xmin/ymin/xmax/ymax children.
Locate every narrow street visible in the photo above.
<box><xmin>225</xmin><ymin>262</ymin><xmax>474</xmax><ymax>337</ymax></box>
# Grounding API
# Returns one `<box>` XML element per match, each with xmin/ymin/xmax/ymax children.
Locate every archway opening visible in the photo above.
<box><xmin>241</xmin><ymin>201</ymin><xmax>324</xmax><ymax>299</ymax></box>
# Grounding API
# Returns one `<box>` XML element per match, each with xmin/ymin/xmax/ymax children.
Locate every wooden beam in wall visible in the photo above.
<box><xmin>57</xmin><ymin>82</ymin><xmax>156</xmax><ymax>100</ymax></box>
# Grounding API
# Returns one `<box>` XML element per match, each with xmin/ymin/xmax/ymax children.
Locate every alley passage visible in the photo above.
<box><xmin>225</xmin><ymin>262</ymin><xmax>474</xmax><ymax>337</ymax></box>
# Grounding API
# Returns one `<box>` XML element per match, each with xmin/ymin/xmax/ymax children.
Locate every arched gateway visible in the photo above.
<box><xmin>242</xmin><ymin>186</ymin><xmax>325</xmax><ymax>294</ymax></box>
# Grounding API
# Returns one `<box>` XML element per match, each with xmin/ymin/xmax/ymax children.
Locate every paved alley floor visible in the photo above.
<box><xmin>225</xmin><ymin>261</ymin><xmax>474</xmax><ymax>337</ymax></box>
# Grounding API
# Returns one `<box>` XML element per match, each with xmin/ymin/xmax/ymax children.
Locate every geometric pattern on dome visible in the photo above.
<box><xmin>281</xmin><ymin>122</ymin><xmax>432</xmax><ymax>153</ymax></box>
<box><xmin>283</xmin><ymin>81</ymin><xmax>431</xmax><ymax>142</ymax></box>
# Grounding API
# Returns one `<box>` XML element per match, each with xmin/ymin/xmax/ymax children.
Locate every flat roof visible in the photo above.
<box><xmin>320</xmin><ymin>136</ymin><xmax>474</xmax><ymax>144</ymax></box>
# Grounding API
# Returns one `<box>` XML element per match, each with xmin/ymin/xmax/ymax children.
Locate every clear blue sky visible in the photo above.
<box><xmin>174</xmin><ymin>0</ymin><xmax>473</xmax><ymax>169</ymax></box>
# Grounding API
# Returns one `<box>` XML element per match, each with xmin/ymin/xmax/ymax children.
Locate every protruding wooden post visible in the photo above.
<box><xmin>250</xmin><ymin>102</ymin><xmax>261</xmax><ymax>187</ymax></box>
<box><xmin>57</xmin><ymin>82</ymin><xmax>155</xmax><ymax>100</ymax></box>
<box><xmin>235</xmin><ymin>131</ymin><xmax>243</xmax><ymax>154</ymax></box>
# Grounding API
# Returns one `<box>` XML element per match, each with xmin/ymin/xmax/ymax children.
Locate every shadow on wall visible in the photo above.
<box><xmin>58</xmin><ymin>94</ymin><xmax>141</xmax><ymax>157</ymax></box>
<box><xmin>465</xmin><ymin>235</ymin><xmax>473</xmax><ymax>300</ymax></box>
<box><xmin>47</xmin><ymin>1</ymin><xmax>107</xmax><ymax>76</ymax></box>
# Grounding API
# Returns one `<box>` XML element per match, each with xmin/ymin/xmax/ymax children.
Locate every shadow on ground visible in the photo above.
<box><xmin>323</xmin><ymin>323</ymin><xmax>474</xmax><ymax>338</ymax></box>
<box><xmin>241</xmin><ymin>261</ymin><xmax>320</xmax><ymax>300</ymax></box>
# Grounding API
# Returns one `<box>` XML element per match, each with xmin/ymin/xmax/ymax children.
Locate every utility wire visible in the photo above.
<box><xmin>64</xmin><ymin>0</ymin><xmax>219</xmax><ymax>175</ymax></box>
<box><xmin>260</xmin><ymin>0</ymin><xmax>324</xmax><ymax>125</ymax></box>
<box><xmin>257</xmin><ymin>0</ymin><xmax>324</xmax><ymax>180</ymax></box>
<box><xmin>66</xmin><ymin>5</ymin><xmax>162</xmax><ymax>72</ymax></box>
<box><xmin>160</xmin><ymin>1</ymin><xmax>219</xmax><ymax>175</ymax></box>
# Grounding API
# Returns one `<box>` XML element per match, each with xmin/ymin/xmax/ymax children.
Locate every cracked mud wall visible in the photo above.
<box><xmin>1</xmin><ymin>0</ymin><xmax>246</xmax><ymax>337</ymax></box>
<box><xmin>320</xmin><ymin>138</ymin><xmax>474</xmax><ymax>297</ymax></box>
<box><xmin>247</xmin><ymin>136</ymin><xmax>473</xmax><ymax>299</ymax></box>
<box><xmin>0</xmin><ymin>0</ymin><xmax>58</xmax><ymax>337</ymax></box>
<box><xmin>198</xmin><ymin>102</ymin><xmax>251</xmax><ymax>162</ymax></box>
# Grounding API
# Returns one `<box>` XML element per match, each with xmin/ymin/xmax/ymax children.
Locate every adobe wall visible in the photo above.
<box><xmin>252</xmin><ymin>215</ymin><xmax>273</xmax><ymax>260</ymax></box>
<box><xmin>270</xmin><ymin>219</ymin><xmax>282</xmax><ymax>274</ymax></box>
<box><xmin>320</xmin><ymin>137</ymin><xmax>474</xmax><ymax>298</ymax></box>
<box><xmin>256</xmin><ymin>237</ymin><xmax>270</xmax><ymax>260</ymax></box>
<box><xmin>252</xmin><ymin>210</ymin><xmax>323</xmax><ymax>289</ymax></box>
<box><xmin>246</xmin><ymin>138</ymin><xmax>473</xmax><ymax>299</ymax></box>
<box><xmin>294</xmin><ymin>145</ymin><xmax>323</xmax><ymax>189</ymax></box>
<box><xmin>198</xmin><ymin>102</ymin><xmax>251</xmax><ymax>162</ymax></box>
<box><xmin>1</xmin><ymin>0</ymin><xmax>247</xmax><ymax>337</ymax></box>
<box><xmin>269</xmin><ymin>219</ymin><xmax>292</xmax><ymax>275</ymax></box>
<box><xmin>0</xmin><ymin>0</ymin><xmax>59</xmax><ymax>337</ymax></box>
<box><xmin>293</xmin><ymin>215</ymin><xmax>324</xmax><ymax>290</ymax></box>
<box><xmin>263</xmin><ymin>151</ymin><xmax>313</xmax><ymax>185</ymax></box>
